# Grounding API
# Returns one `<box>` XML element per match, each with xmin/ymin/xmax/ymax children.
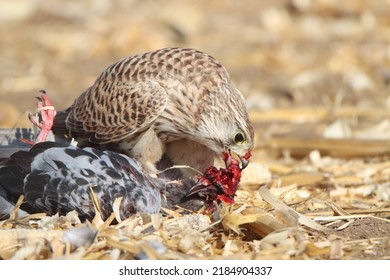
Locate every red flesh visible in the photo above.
<box><xmin>182</xmin><ymin>149</ymin><xmax>252</xmax><ymax>213</ymax></box>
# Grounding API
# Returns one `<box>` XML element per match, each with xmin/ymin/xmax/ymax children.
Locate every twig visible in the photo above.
<box><xmin>313</xmin><ymin>214</ymin><xmax>373</xmax><ymax>221</ymax></box>
<box><xmin>304</xmin><ymin>208</ymin><xmax>390</xmax><ymax>216</ymax></box>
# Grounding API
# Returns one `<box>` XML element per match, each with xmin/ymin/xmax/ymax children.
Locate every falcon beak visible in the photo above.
<box><xmin>238</xmin><ymin>149</ymin><xmax>251</xmax><ymax>170</ymax></box>
<box><xmin>239</xmin><ymin>155</ymin><xmax>249</xmax><ymax>169</ymax></box>
<box><xmin>225</xmin><ymin>148</ymin><xmax>251</xmax><ymax>170</ymax></box>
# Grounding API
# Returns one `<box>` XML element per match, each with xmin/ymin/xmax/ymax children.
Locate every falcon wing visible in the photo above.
<box><xmin>65</xmin><ymin>79</ymin><xmax>167</xmax><ymax>144</ymax></box>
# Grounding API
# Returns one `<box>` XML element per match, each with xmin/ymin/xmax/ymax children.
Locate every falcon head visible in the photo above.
<box><xmin>226</xmin><ymin>128</ymin><xmax>253</xmax><ymax>158</ymax></box>
<box><xmin>195</xmin><ymin>84</ymin><xmax>254</xmax><ymax>159</ymax></box>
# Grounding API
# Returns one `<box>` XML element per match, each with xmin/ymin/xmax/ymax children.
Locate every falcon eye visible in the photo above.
<box><xmin>233</xmin><ymin>132</ymin><xmax>245</xmax><ymax>143</ymax></box>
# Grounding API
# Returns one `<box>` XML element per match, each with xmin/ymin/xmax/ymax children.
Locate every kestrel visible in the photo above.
<box><xmin>52</xmin><ymin>47</ymin><xmax>254</xmax><ymax>176</ymax></box>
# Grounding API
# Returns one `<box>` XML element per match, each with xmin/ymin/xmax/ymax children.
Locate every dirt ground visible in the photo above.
<box><xmin>0</xmin><ymin>0</ymin><xmax>389</xmax><ymax>260</ymax></box>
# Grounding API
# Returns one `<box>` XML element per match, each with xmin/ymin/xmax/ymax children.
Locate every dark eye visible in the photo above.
<box><xmin>234</xmin><ymin>132</ymin><xmax>245</xmax><ymax>143</ymax></box>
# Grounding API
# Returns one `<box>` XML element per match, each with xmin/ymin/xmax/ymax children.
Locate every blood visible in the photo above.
<box><xmin>181</xmin><ymin>149</ymin><xmax>252</xmax><ymax>214</ymax></box>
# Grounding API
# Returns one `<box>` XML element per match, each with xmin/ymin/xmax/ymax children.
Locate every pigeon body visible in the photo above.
<box><xmin>0</xmin><ymin>142</ymin><xmax>169</xmax><ymax>220</ymax></box>
<box><xmin>52</xmin><ymin>48</ymin><xmax>254</xmax><ymax>175</ymax></box>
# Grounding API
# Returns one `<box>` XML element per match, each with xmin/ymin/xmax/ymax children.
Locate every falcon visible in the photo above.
<box><xmin>52</xmin><ymin>47</ymin><xmax>254</xmax><ymax>176</ymax></box>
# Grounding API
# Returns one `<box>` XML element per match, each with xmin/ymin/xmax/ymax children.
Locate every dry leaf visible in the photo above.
<box><xmin>259</xmin><ymin>186</ymin><xmax>329</xmax><ymax>232</ymax></box>
<box><xmin>222</xmin><ymin>212</ymin><xmax>263</xmax><ymax>234</ymax></box>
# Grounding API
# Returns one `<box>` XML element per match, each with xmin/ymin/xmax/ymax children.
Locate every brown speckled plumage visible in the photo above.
<box><xmin>52</xmin><ymin>47</ymin><xmax>254</xmax><ymax>175</ymax></box>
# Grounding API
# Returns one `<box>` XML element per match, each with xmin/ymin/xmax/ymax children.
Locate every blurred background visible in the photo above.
<box><xmin>1</xmin><ymin>0</ymin><xmax>390</xmax><ymax>129</ymax></box>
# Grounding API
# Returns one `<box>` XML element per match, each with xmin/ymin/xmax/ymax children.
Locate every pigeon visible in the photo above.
<box><xmin>0</xmin><ymin>142</ymin><xmax>164</xmax><ymax>220</ymax></box>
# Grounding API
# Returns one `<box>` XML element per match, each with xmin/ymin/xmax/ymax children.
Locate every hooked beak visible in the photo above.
<box><xmin>225</xmin><ymin>148</ymin><xmax>251</xmax><ymax>170</ymax></box>
<box><xmin>238</xmin><ymin>149</ymin><xmax>251</xmax><ymax>170</ymax></box>
<box><xmin>226</xmin><ymin>145</ymin><xmax>252</xmax><ymax>170</ymax></box>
